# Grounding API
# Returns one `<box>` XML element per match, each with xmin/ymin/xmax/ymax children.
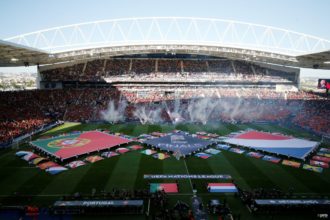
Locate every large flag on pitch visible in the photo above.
<box><xmin>312</xmin><ymin>156</ymin><xmax>330</xmax><ymax>163</ymax></box>
<box><xmin>262</xmin><ymin>155</ymin><xmax>281</xmax><ymax>163</ymax></box>
<box><xmin>30</xmin><ymin>131</ymin><xmax>131</xmax><ymax>160</ymax></box>
<box><xmin>310</xmin><ymin>160</ymin><xmax>329</xmax><ymax>168</ymax></box>
<box><xmin>46</xmin><ymin>166</ymin><xmax>68</xmax><ymax>175</ymax></box>
<box><xmin>302</xmin><ymin>164</ymin><xmax>323</xmax><ymax>173</ymax></box>
<box><xmin>207</xmin><ymin>183</ymin><xmax>238</xmax><ymax>193</ymax></box>
<box><xmin>150</xmin><ymin>183</ymin><xmax>178</xmax><ymax>193</ymax></box>
<box><xmin>319</xmin><ymin>148</ymin><xmax>330</xmax><ymax>153</ymax></box>
<box><xmin>282</xmin><ymin>159</ymin><xmax>301</xmax><ymax>168</ymax></box>
<box><xmin>223</xmin><ymin>131</ymin><xmax>318</xmax><ymax>159</ymax></box>
<box><xmin>66</xmin><ymin>160</ymin><xmax>86</xmax><ymax>169</ymax></box>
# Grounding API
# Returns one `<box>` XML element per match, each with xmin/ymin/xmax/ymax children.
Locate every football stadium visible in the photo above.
<box><xmin>0</xmin><ymin>1</ymin><xmax>330</xmax><ymax>219</ymax></box>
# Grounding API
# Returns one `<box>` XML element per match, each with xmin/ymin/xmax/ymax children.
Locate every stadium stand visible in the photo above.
<box><xmin>0</xmin><ymin>87</ymin><xmax>329</xmax><ymax>147</ymax></box>
<box><xmin>1</xmin><ymin>58</ymin><xmax>329</xmax><ymax>146</ymax></box>
<box><xmin>40</xmin><ymin>59</ymin><xmax>298</xmax><ymax>84</ymax></box>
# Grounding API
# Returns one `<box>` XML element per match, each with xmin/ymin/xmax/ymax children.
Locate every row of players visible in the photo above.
<box><xmin>41</xmin><ymin>59</ymin><xmax>297</xmax><ymax>83</ymax></box>
<box><xmin>0</xmin><ymin>87</ymin><xmax>329</xmax><ymax>145</ymax></box>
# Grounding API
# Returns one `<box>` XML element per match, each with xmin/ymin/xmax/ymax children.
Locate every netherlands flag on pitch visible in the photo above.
<box><xmin>207</xmin><ymin>183</ymin><xmax>238</xmax><ymax>193</ymax></box>
<box><xmin>223</xmin><ymin>131</ymin><xmax>318</xmax><ymax>160</ymax></box>
<box><xmin>46</xmin><ymin>166</ymin><xmax>68</xmax><ymax>175</ymax></box>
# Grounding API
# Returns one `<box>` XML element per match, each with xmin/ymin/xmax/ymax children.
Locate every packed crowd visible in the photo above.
<box><xmin>41</xmin><ymin>59</ymin><xmax>297</xmax><ymax>84</ymax></box>
<box><xmin>118</xmin><ymin>86</ymin><xmax>327</xmax><ymax>103</ymax></box>
<box><xmin>157</xmin><ymin>59</ymin><xmax>181</xmax><ymax>72</ymax></box>
<box><xmin>83</xmin><ymin>59</ymin><xmax>105</xmax><ymax>81</ymax></box>
<box><xmin>104</xmin><ymin>59</ymin><xmax>130</xmax><ymax>76</ymax></box>
<box><xmin>0</xmin><ymin>90</ymin><xmax>53</xmax><ymax>145</ymax></box>
<box><xmin>0</xmin><ymin>86</ymin><xmax>329</xmax><ymax>146</ymax></box>
<box><xmin>292</xmin><ymin>100</ymin><xmax>330</xmax><ymax>135</ymax></box>
<box><xmin>41</xmin><ymin>63</ymin><xmax>85</xmax><ymax>81</ymax></box>
<box><xmin>0</xmin><ymin>88</ymin><xmax>120</xmax><ymax>145</ymax></box>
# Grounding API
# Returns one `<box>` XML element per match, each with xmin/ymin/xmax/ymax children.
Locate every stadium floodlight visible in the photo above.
<box><xmin>10</xmin><ymin>58</ymin><xmax>18</xmax><ymax>62</ymax></box>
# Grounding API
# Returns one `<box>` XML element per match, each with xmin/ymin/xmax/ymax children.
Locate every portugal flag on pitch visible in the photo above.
<box><xmin>150</xmin><ymin>183</ymin><xmax>178</xmax><ymax>193</ymax></box>
<box><xmin>30</xmin><ymin>131</ymin><xmax>131</xmax><ymax>160</ymax></box>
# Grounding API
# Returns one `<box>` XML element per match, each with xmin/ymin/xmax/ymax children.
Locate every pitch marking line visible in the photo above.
<box><xmin>182</xmin><ymin>159</ymin><xmax>194</xmax><ymax>192</ymax></box>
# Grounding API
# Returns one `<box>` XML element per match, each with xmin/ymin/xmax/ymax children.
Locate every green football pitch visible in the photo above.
<box><xmin>0</xmin><ymin>122</ymin><xmax>329</xmax><ymax>220</ymax></box>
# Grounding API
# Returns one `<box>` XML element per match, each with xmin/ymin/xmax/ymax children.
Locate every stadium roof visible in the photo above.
<box><xmin>1</xmin><ymin>17</ymin><xmax>330</xmax><ymax>69</ymax></box>
<box><xmin>0</xmin><ymin>39</ymin><xmax>49</xmax><ymax>67</ymax></box>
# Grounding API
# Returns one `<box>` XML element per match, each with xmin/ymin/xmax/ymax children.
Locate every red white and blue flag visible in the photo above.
<box><xmin>312</xmin><ymin>156</ymin><xmax>330</xmax><ymax>163</ymax></box>
<box><xmin>310</xmin><ymin>160</ymin><xmax>329</xmax><ymax>168</ymax></box>
<box><xmin>223</xmin><ymin>131</ymin><xmax>318</xmax><ymax>159</ymax></box>
<box><xmin>207</xmin><ymin>183</ymin><xmax>238</xmax><ymax>193</ymax></box>
<box><xmin>262</xmin><ymin>155</ymin><xmax>281</xmax><ymax>163</ymax></box>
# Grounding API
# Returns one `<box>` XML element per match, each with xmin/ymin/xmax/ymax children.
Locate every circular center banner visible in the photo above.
<box><xmin>47</xmin><ymin>138</ymin><xmax>90</xmax><ymax>148</ymax></box>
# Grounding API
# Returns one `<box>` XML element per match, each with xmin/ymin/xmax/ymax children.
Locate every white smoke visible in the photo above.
<box><xmin>163</xmin><ymin>99</ymin><xmax>185</xmax><ymax>124</ymax></box>
<box><xmin>100</xmin><ymin>98</ymin><xmax>127</xmax><ymax>124</ymax></box>
<box><xmin>187</xmin><ymin>98</ymin><xmax>218</xmax><ymax>124</ymax></box>
<box><xmin>133</xmin><ymin>105</ymin><xmax>163</xmax><ymax>124</ymax></box>
<box><xmin>101</xmin><ymin>88</ymin><xmax>285</xmax><ymax>125</ymax></box>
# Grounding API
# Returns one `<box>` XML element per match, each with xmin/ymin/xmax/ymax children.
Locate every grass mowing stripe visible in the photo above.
<box><xmin>214</xmin><ymin>123</ymin><xmax>233</xmax><ymax>135</ymax></box>
<box><xmin>73</xmin><ymin>156</ymin><xmax>121</xmax><ymax>193</ymax></box>
<box><xmin>1</xmin><ymin>121</ymin><xmax>330</xmax><ymax>218</ymax></box>
<box><xmin>159</xmin><ymin>124</ymin><xmax>175</xmax><ymax>133</ymax></box>
<box><xmin>104</xmin><ymin>151</ymin><xmax>142</xmax><ymax>190</ymax></box>
<box><xmin>106</xmin><ymin>124</ymin><xmax>147</xmax><ymax>190</ymax></box>
<box><xmin>1</xmin><ymin>171</ymin><xmax>54</xmax><ymax>205</ymax></box>
<box><xmin>133</xmin><ymin>152</ymin><xmax>163</xmax><ymax>189</ymax></box>
<box><xmin>0</xmin><ymin>166</ymin><xmax>37</xmax><ymax>186</ymax></box>
<box><xmin>0</xmin><ymin>169</ymin><xmax>40</xmax><ymax>196</ymax></box>
<box><xmin>40</xmin><ymin>164</ymin><xmax>92</xmax><ymax>195</ymax></box>
<box><xmin>282</xmin><ymin>166</ymin><xmax>330</xmax><ymax>193</ymax></box>
<box><xmin>185</xmin><ymin>157</ymin><xmax>216</xmax><ymax>193</ymax></box>
<box><xmin>245</xmin><ymin>156</ymin><xmax>311</xmax><ymax>192</ymax></box>
<box><xmin>162</xmin><ymin>157</ymin><xmax>193</xmax><ymax>194</ymax></box>
<box><xmin>223</xmin><ymin>151</ymin><xmax>276</xmax><ymax>189</ymax></box>
<box><xmin>182</xmin><ymin>159</ymin><xmax>193</xmax><ymax>192</ymax></box>
<box><xmin>108</xmin><ymin>124</ymin><xmax>126</xmax><ymax>133</ymax></box>
<box><xmin>225</xmin><ymin>123</ymin><xmax>241</xmax><ymax>132</ymax></box>
<box><xmin>206</xmin><ymin>152</ymin><xmax>250</xmax><ymax>189</ymax></box>
<box><xmin>146</xmin><ymin>124</ymin><xmax>162</xmax><ymax>133</ymax></box>
<box><xmin>0</xmin><ymin>149</ymin><xmax>18</xmax><ymax>167</ymax></box>
<box><xmin>175</xmin><ymin>123</ymin><xmax>196</xmax><ymax>133</ymax></box>
<box><xmin>118</xmin><ymin>124</ymin><xmax>137</xmax><ymax>134</ymax></box>
<box><xmin>162</xmin><ymin>157</ymin><xmax>189</xmax><ymax>174</ymax></box>
<box><xmin>0</xmin><ymin>156</ymin><xmax>35</xmax><ymax>182</ymax></box>
<box><xmin>127</xmin><ymin>123</ymin><xmax>151</xmax><ymax>135</ymax></box>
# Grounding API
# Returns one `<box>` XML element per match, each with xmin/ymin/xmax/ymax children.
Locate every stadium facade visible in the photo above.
<box><xmin>1</xmin><ymin>17</ymin><xmax>330</xmax><ymax>220</ymax></box>
<box><xmin>1</xmin><ymin>17</ymin><xmax>330</xmax><ymax>146</ymax></box>
<box><xmin>0</xmin><ymin>17</ymin><xmax>329</xmax><ymax>91</ymax></box>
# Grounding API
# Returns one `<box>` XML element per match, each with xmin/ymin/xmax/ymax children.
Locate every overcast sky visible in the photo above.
<box><xmin>0</xmin><ymin>0</ymin><xmax>329</xmax><ymax>77</ymax></box>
